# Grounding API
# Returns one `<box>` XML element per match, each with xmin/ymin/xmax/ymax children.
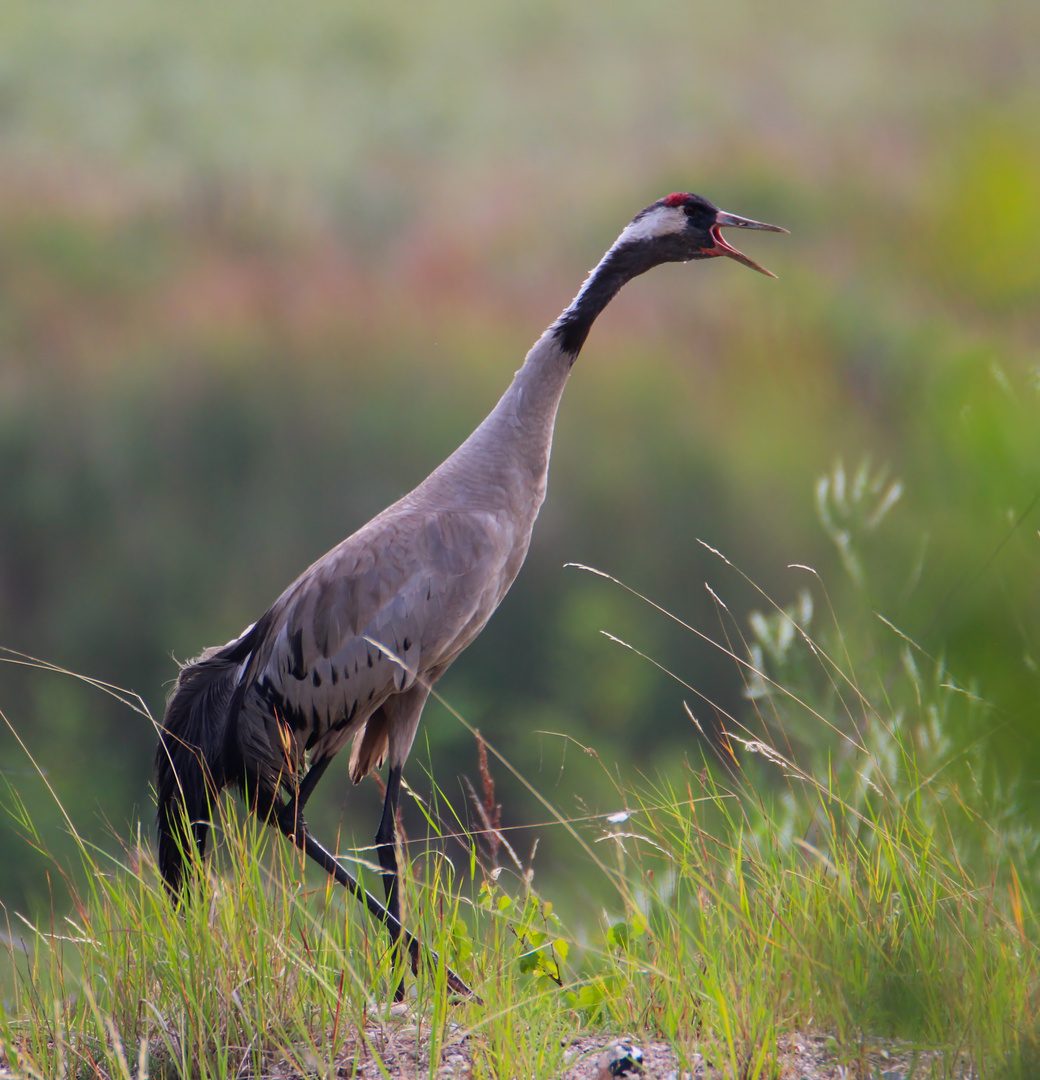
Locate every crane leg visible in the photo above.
<box><xmin>374</xmin><ymin>764</ymin><xmax>406</xmax><ymax>1002</ymax></box>
<box><xmin>277</xmin><ymin>755</ymin><xmax>331</xmax><ymax>841</ymax></box>
<box><xmin>375</xmin><ymin>764</ymin><xmax>404</xmax><ymax>921</ymax></box>
<box><xmin>270</xmin><ymin>762</ymin><xmax>478</xmax><ymax>1003</ymax></box>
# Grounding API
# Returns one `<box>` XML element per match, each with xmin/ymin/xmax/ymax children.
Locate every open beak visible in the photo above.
<box><xmin>706</xmin><ymin>210</ymin><xmax>788</xmax><ymax>278</ymax></box>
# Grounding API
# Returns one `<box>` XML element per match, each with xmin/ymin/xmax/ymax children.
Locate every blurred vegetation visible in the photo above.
<box><xmin>1</xmin><ymin>0</ymin><xmax>1039</xmax><ymax>919</ymax></box>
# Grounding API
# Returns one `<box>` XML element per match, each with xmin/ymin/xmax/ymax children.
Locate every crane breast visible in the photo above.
<box><xmin>249</xmin><ymin>505</ymin><xmax>524</xmax><ymax>760</ymax></box>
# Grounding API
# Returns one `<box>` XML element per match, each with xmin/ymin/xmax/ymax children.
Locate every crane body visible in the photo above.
<box><xmin>155</xmin><ymin>193</ymin><xmax>785</xmax><ymax>998</ymax></box>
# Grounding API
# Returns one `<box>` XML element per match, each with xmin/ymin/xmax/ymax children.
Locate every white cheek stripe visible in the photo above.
<box><xmin>616</xmin><ymin>205</ymin><xmax>686</xmax><ymax>245</ymax></box>
<box><xmin>565</xmin><ymin>203</ymin><xmax>688</xmax><ymax>316</ymax></box>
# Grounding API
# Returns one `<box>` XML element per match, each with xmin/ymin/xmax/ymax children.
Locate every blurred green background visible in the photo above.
<box><xmin>1</xmin><ymin>0</ymin><xmax>1039</xmax><ymax>916</ymax></box>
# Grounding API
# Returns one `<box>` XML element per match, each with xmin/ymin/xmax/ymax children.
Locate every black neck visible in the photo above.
<box><xmin>551</xmin><ymin>241</ymin><xmax>660</xmax><ymax>360</ymax></box>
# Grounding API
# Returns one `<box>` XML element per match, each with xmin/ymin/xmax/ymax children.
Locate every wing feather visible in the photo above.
<box><xmin>247</xmin><ymin>504</ymin><xmax>521</xmax><ymax>766</ymax></box>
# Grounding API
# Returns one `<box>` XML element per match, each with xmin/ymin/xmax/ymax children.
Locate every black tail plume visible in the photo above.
<box><xmin>155</xmin><ymin>644</ymin><xmax>244</xmax><ymax>894</ymax></box>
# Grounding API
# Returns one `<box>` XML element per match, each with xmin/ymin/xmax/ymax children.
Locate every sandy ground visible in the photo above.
<box><xmin>257</xmin><ymin>1006</ymin><xmax>978</xmax><ymax>1080</ymax></box>
<box><xmin>0</xmin><ymin>1008</ymin><xmax>980</xmax><ymax>1079</ymax></box>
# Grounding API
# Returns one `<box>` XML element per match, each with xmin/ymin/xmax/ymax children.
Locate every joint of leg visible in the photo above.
<box><xmin>277</xmin><ymin>802</ymin><xmax>305</xmax><ymax>844</ymax></box>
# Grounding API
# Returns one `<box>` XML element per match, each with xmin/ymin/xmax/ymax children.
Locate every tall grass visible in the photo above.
<box><xmin>3</xmin><ymin>487</ymin><xmax>1039</xmax><ymax>1078</ymax></box>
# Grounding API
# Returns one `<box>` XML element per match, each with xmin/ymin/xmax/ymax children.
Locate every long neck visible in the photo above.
<box><xmin>415</xmin><ymin>235</ymin><xmax>658</xmax><ymax>511</ymax></box>
<box><xmin>552</xmin><ymin>237</ymin><xmax>659</xmax><ymax>356</ymax></box>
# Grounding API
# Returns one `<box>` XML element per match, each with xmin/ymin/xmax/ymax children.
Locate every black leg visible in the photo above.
<box><xmin>375</xmin><ymin>764</ymin><xmax>407</xmax><ymax>1001</ymax></box>
<box><xmin>278</xmin><ymin>755</ymin><xmax>332</xmax><ymax>841</ymax></box>
<box><xmin>269</xmin><ymin>766</ymin><xmax>479</xmax><ymax>1003</ymax></box>
<box><xmin>375</xmin><ymin>764</ymin><xmax>404</xmax><ymax>921</ymax></box>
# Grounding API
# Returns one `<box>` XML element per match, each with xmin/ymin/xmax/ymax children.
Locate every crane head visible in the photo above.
<box><xmin>621</xmin><ymin>192</ymin><xmax>787</xmax><ymax>278</ymax></box>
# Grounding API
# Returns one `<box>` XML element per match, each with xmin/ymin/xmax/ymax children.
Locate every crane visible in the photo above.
<box><xmin>155</xmin><ymin>192</ymin><xmax>785</xmax><ymax>999</ymax></box>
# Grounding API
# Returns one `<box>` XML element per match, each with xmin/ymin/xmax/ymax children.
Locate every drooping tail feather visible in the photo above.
<box><xmin>155</xmin><ymin>644</ymin><xmax>243</xmax><ymax>895</ymax></box>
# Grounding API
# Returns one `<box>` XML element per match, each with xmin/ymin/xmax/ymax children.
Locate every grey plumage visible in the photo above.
<box><xmin>155</xmin><ymin>192</ymin><xmax>785</xmax><ymax>998</ymax></box>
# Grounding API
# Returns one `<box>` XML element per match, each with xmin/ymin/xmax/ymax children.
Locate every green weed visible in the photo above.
<box><xmin>3</xmin><ymin>475</ymin><xmax>1039</xmax><ymax>1077</ymax></box>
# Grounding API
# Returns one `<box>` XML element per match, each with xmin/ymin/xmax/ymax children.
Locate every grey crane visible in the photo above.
<box><xmin>155</xmin><ymin>192</ymin><xmax>785</xmax><ymax>999</ymax></box>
